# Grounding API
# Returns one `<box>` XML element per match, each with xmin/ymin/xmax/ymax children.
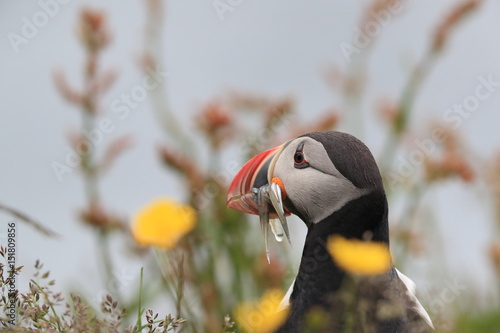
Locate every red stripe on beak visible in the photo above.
<box><xmin>227</xmin><ymin>146</ymin><xmax>280</xmax><ymax>215</ymax></box>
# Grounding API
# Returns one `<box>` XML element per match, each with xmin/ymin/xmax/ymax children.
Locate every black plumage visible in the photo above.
<box><xmin>277</xmin><ymin>192</ymin><xmax>430</xmax><ymax>332</ymax></box>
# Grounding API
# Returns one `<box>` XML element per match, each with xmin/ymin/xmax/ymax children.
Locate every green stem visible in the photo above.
<box><xmin>341</xmin><ymin>277</ymin><xmax>357</xmax><ymax>333</ymax></box>
<box><xmin>136</xmin><ymin>267</ymin><xmax>144</xmax><ymax>330</ymax></box>
<box><xmin>144</xmin><ymin>0</ymin><xmax>195</xmax><ymax>155</ymax></box>
<box><xmin>394</xmin><ymin>183</ymin><xmax>425</xmax><ymax>269</ymax></box>
<box><xmin>97</xmin><ymin>230</ymin><xmax>120</xmax><ymax>304</ymax></box>
<box><xmin>379</xmin><ymin>51</ymin><xmax>437</xmax><ymax>175</ymax></box>
<box><xmin>175</xmin><ymin>253</ymin><xmax>185</xmax><ymax>319</ymax></box>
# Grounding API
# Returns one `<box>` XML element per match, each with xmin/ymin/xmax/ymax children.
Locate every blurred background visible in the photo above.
<box><xmin>1</xmin><ymin>0</ymin><xmax>500</xmax><ymax>331</ymax></box>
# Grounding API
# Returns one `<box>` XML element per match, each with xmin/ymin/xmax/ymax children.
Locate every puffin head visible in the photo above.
<box><xmin>227</xmin><ymin>131</ymin><xmax>388</xmax><ymax>255</ymax></box>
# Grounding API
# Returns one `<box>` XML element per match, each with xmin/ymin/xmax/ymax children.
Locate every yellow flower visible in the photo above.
<box><xmin>235</xmin><ymin>289</ymin><xmax>289</xmax><ymax>333</ymax></box>
<box><xmin>327</xmin><ymin>235</ymin><xmax>392</xmax><ymax>275</ymax></box>
<box><xmin>132</xmin><ymin>198</ymin><xmax>196</xmax><ymax>249</ymax></box>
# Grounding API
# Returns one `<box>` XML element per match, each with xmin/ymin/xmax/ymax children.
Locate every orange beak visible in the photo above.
<box><xmin>227</xmin><ymin>145</ymin><xmax>292</xmax><ymax>260</ymax></box>
<box><xmin>226</xmin><ymin>146</ymin><xmax>281</xmax><ymax>215</ymax></box>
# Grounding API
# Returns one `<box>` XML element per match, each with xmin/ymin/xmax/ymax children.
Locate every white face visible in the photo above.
<box><xmin>269</xmin><ymin>137</ymin><xmax>369</xmax><ymax>224</ymax></box>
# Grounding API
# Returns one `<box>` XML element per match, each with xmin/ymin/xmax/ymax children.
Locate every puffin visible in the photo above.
<box><xmin>226</xmin><ymin>131</ymin><xmax>433</xmax><ymax>333</ymax></box>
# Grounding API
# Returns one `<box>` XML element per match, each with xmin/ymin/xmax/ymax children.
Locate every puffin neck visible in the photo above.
<box><xmin>313</xmin><ymin>189</ymin><xmax>390</xmax><ymax>244</ymax></box>
<box><xmin>293</xmin><ymin>190</ymin><xmax>389</xmax><ymax>288</ymax></box>
<box><xmin>281</xmin><ymin>190</ymin><xmax>390</xmax><ymax>332</ymax></box>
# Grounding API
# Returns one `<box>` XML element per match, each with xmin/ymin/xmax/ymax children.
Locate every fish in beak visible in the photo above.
<box><xmin>227</xmin><ymin>145</ymin><xmax>291</xmax><ymax>262</ymax></box>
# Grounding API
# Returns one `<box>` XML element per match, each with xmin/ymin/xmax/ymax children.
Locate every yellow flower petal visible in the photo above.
<box><xmin>327</xmin><ymin>235</ymin><xmax>392</xmax><ymax>275</ymax></box>
<box><xmin>132</xmin><ymin>198</ymin><xmax>196</xmax><ymax>249</ymax></box>
<box><xmin>235</xmin><ymin>289</ymin><xmax>289</xmax><ymax>333</ymax></box>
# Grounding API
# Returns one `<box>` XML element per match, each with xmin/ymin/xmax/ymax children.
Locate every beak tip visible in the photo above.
<box><xmin>226</xmin><ymin>146</ymin><xmax>281</xmax><ymax>214</ymax></box>
<box><xmin>226</xmin><ymin>193</ymin><xmax>260</xmax><ymax>215</ymax></box>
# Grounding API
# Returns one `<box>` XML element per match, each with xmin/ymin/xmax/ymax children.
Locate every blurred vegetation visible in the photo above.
<box><xmin>1</xmin><ymin>0</ymin><xmax>500</xmax><ymax>332</ymax></box>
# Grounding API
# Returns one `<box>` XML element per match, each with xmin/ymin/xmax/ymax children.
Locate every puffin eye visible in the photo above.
<box><xmin>294</xmin><ymin>143</ymin><xmax>309</xmax><ymax>169</ymax></box>
<box><xmin>294</xmin><ymin>151</ymin><xmax>305</xmax><ymax>164</ymax></box>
